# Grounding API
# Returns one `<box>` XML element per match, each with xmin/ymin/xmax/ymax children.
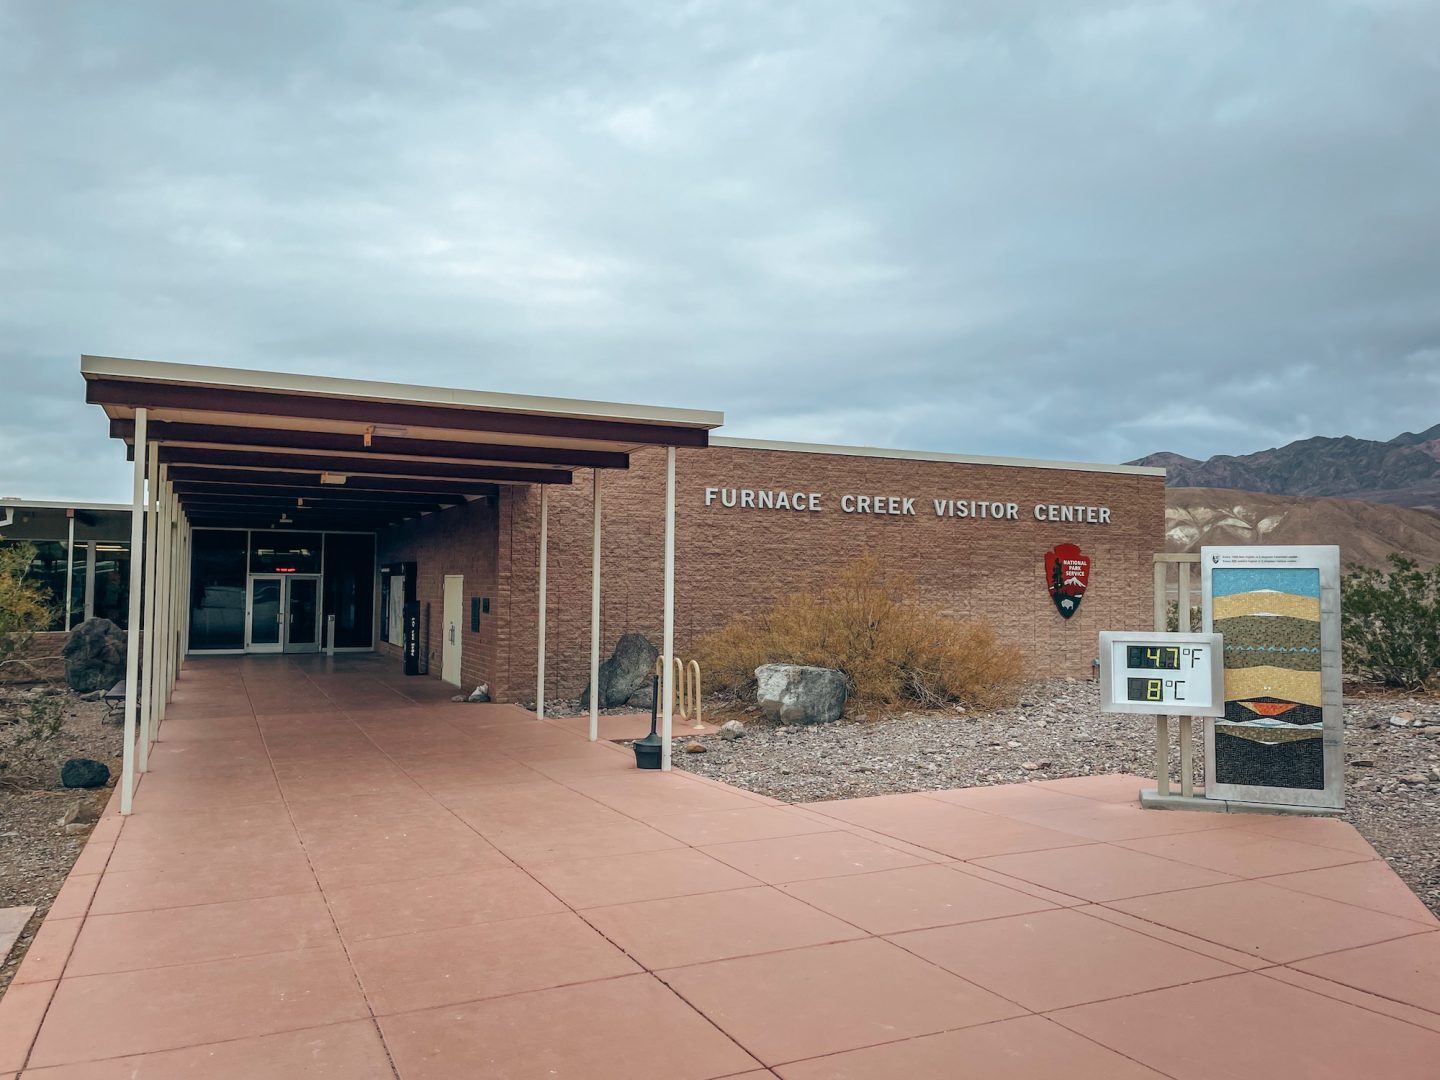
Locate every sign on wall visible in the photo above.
<box><xmin>1201</xmin><ymin>546</ymin><xmax>1343</xmax><ymax>810</ymax></box>
<box><xmin>1044</xmin><ymin>543</ymin><xmax>1091</xmax><ymax>619</ymax></box>
<box><xmin>702</xmin><ymin>487</ymin><xmax>1114</xmax><ymax>526</ymax></box>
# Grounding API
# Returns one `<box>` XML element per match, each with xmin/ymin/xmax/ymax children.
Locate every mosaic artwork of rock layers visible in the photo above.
<box><xmin>1212</xmin><ymin>567</ymin><xmax>1324</xmax><ymax>790</ymax></box>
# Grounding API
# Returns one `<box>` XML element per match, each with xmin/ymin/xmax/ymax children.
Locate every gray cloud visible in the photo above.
<box><xmin>2</xmin><ymin>0</ymin><xmax>1437</xmax><ymax>501</ymax></box>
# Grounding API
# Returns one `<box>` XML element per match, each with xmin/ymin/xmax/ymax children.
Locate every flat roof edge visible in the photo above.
<box><xmin>0</xmin><ymin>498</ymin><xmax>135</xmax><ymax>512</ymax></box>
<box><xmin>80</xmin><ymin>355</ymin><xmax>725</xmax><ymax>431</ymax></box>
<box><xmin>708</xmin><ymin>436</ymin><xmax>1168</xmax><ymax>477</ymax></box>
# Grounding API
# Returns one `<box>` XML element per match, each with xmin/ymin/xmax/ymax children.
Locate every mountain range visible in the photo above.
<box><xmin>1132</xmin><ymin>423</ymin><xmax>1440</xmax><ymax>566</ymax></box>
<box><xmin>1130</xmin><ymin>423</ymin><xmax>1440</xmax><ymax>510</ymax></box>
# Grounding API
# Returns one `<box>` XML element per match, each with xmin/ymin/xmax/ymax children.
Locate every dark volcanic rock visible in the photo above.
<box><xmin>581</xmin><ymin>633</ymin><xmax>659</xmax><ymax>710</ymax></box>
<box><xmin>61</xmin><ymin>758</ymin><xmax>110</xmax><ymax>789</ymax></box>
<box><xmin>61</xmin><ymin>619</ymin><xmax>127</xmax><ymax>693</ymax></box>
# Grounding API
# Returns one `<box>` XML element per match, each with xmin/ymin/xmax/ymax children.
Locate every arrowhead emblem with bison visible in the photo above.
<box><xmin>1044</xmin><ymin>543</ymin><xmax>1091</xmax><ymax>619</ymax></box>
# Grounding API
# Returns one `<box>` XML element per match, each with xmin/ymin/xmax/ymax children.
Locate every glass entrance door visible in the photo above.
<box><xmin>246</xmin><ymin>575</ymin><xmax>321</xmax><ymax>654</ymax></box>
<box><xmin>283</xmin><ymin>577</ymin><xmax>321</xmax><ymax>653</ymax></box>
<box><xmin>245</xmin><ymin>576</ymin><xmax>284</xmax><ymax>652</ymax></box>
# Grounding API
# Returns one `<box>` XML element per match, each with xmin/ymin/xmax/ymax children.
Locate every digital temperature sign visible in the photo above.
<box><xmin>1127</xmin><ymin>645</ymin><xmax>1180</xmax><ymax>670</ymax></box>
<box><xmin>1098</xmin><ymin>632</ymin><xmax>1225</xmax><ymax>717</ymax></box>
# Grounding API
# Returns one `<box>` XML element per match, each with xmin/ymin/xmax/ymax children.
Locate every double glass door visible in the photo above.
<box><xmin>245</xmin><ymin>575</ymin><xmax>321</xmax><ymax>653</ymax></box>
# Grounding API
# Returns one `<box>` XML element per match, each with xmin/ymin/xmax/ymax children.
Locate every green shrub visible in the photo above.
<box><xmin>1341</xmin><ymin>555</ymin><xmax>1440</xmax><ymax>689</ymax></box>
<box><xmin>0</xmin><ymin>542</ymin><xmax>55</xmax><ymax>672</ymax></box>
<box><xmin>694</xmin><ymin>553</ymin><xmax>1024</xmax><ymax>711</ymax></box>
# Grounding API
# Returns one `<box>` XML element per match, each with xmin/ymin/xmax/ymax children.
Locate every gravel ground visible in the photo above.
<box><xmin>0</xmin><ymin>687</ymin><xmax>120</xmax><ymax>998</ymax></box>
<box><xmin>677</xmin><ymin>679</ymin><xmax>1440</xmax><ymax>917</ymax></box>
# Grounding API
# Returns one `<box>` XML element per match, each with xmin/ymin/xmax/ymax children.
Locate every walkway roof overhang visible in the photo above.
<box><xmin>83</xmin><ymin>356</ymin><xmax>724</xmax><ymax>532</ymax></box>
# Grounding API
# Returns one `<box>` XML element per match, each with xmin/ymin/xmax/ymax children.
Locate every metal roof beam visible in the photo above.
<box><xmin>167</xmin><ymin>468</ymin><xmax>496</xmax><ymax>497</ymax></box>
<box><xmin>174</xmin><ymin>485</ymin><xmax>465</xmax><ymax>507</ymax></box>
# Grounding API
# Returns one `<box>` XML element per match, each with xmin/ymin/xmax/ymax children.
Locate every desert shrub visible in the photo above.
<box><xmin>1342</xmin><ymin>555</ymin><xmax>1440</xmax><ymax>689</ymax></box>
<box><xmin>0</xmin><ymin>693</ymin><xmax>65</xmax><ymax>790</ymax></box>
<box><xmin>694</xmin><ymin>553</ymin><xmax>1024</xmax><ymax>711</ymax></box>
<box><xmin>0</xmin><ymin>542</ymin><xmax>55</xmax><ymax>673</ymax></box>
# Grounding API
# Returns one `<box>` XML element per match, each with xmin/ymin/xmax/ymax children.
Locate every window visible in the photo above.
<box><xmin>323</xmin><ymin>534</ymin><xmax>376</xmax><ymax>648</ymax></box>
<box><xmin>189</xmin><ymin>530</ymin><xmax>247</xmax><ymax>650</ymax></box>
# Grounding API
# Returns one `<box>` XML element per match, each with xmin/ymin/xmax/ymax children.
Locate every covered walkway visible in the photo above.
<box><xmin>2</xmin><ymin>656</ymin><xmax>1439</xmax><ymax>1078</ymax></box>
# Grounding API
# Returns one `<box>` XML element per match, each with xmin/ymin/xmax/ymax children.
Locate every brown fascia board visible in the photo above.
<box><xmin>109</xmin><ymin>419</ymin><xmax>631</xmax><ymax>470</ymax></box>
<box><xmin>156</xmin><ymin>446</ymin><xmax>572</xmax><ymax>484</ymax></box>
<box><xmin>87</xmin><ymin>378</ymin><xmax>710</xmax><ymax>448</ymax></box>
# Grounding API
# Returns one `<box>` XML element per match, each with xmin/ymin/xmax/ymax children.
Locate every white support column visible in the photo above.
<box><xmin>154</xmin><ymin>476</ymin><xmax>168</xmax><ymax>728</ymax></box>
<box><xmin>83</xmin><ymin>540</ymin><xmax>96</xmax><ymax>621</ymax></box>
<box><xmin>589</xmin><ymin>470</ymin><xmax>602</xmax><ymax>742</ymax></box>
<box><xmin>138</xmin><ymin>439</ymin><xmax>160</xmax><ymax>772</ymax></box>
<box><xmin>158</xmin><ymin>479</ymin><xmax>174</xmax><ymax>718</ymax></box>
<box><xmin>171</xmin><ymin>491</ymin><xmax>183</xmax><ymax>697</ymax></box>
<box><xmin>119</xmin><ymin>409</ymin><xmax>148</xmax><ymax>816</ymax></box>
<box><xmin>179</xmin><ymin>515</ymin><xmax>191</xmax><ymax>657</ymax></box>
<box><xmin>535</xmin><ymin>485</ymin><xmax>549</xmax><ymax>719</ymax></box>
<box><xmin>64</xmin><ymin>512</ymin><xmax>76</xmax><ymax>631</ymax></box>
<box><xmin>169</xmin><ymin>489</ymin><xmax>179</xmax><ymax>698</ymax></box>
<box><xmin>660</xmin><ymin>446</ymin><xmax>676</xmax><ymax>771</ymax></box>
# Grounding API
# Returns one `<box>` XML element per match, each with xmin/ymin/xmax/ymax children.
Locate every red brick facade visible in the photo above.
<box><xmin>379</xmin><ymin>443</ymin><xmax>1165</xmax><ymax>703</ymax></box>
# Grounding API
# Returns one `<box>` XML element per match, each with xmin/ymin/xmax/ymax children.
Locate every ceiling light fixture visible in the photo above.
<box><xmin>362</xmin><ymin>424</ymin><xmax>406</xmax><ymax>447</ymax></box>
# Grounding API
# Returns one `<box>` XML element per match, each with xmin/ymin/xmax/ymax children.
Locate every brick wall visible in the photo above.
<box><xmin>496</xmin><ymin>444</ymin><xmax>1166</xmax><ymax>704</ymax></box>
<box><xmin>375</xmin><ymin>496</ymin><xmax>501</xmax><ymax>694</ymax></box>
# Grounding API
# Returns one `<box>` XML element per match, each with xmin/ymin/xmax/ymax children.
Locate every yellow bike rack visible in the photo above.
<box><xmin>655</xmin><ymin>655</ymin><xmax>705</xmax><ymax>730</ymax></box>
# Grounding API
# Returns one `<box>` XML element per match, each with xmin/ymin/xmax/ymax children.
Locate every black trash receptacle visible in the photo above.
<box><xmin>634</xmin><ymin>673</ymin><xmax>663</xmax><ymax>769</ymax></box>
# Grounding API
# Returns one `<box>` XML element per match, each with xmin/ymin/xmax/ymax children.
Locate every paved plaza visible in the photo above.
<box><xmin>1</xmin><ymin>655</ymin><xmax>1437</xmax><ymax>1078</ymax></box>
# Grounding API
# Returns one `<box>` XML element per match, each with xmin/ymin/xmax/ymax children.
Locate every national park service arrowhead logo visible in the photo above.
<box><xmin>1044</xmin><ymin>543</ymin><xmax>1091</xmax><ymax>620</ymax></box>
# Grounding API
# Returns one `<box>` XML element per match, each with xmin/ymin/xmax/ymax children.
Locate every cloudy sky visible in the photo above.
<box><xmin>2</xmin><ymin>0</ymin><xmax>1437</xmax><ymax>502</ymax></box>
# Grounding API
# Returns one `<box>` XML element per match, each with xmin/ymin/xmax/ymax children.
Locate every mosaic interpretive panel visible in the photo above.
<box><xmin>1202</xmin><ymin>547</ymin><xmax>1342</xmax><ymax>809</ymax></box>
<box><xmin>1213</xmin><ymin>567</ymin><xmax>1323</xmax><ymax>788</ymax></box>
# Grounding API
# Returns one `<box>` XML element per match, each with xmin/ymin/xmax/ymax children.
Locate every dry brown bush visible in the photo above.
<box><xmin>694</xmin><ymin>553</ymin><xmax>1023</xmax><ymax>712</ymax></box>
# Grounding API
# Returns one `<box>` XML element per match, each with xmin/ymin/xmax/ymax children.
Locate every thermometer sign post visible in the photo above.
<box><xmin>1099</xmin><ymin>631</ymin><xmax>1224</xmax><ymax>804</ymax></box>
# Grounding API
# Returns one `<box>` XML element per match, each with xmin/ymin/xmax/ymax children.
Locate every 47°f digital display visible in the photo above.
<box><xmin>1126</xmin><ymin>645</ymin><xmax>1180</xmax><ymax>670</ymax></box>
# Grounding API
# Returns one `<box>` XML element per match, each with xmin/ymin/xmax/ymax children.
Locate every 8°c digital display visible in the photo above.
<box><xmin>1127</xmin><ymin>677</ymin><xmax>1167</xmax><ymax>702</ymax></box>
<box><xmin>1126</xmin><ymin>646</ymin><xmax>1181</xmax><ymax>670</ymax></box>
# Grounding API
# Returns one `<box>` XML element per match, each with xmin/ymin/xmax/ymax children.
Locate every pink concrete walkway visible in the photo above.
<box><xmin>2</xmin><ymin>655</ymin><xmax>1438</xmax><ymax>1078</ymax></box>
